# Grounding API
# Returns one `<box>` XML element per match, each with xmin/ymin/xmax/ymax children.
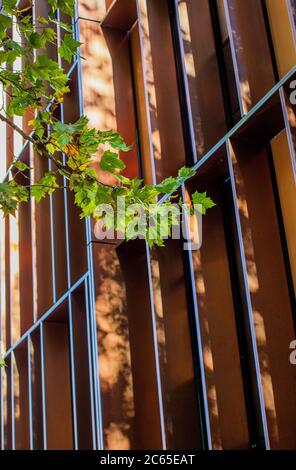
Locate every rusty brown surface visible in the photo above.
<box><xmin>230</xmin><ymin>139</ymin><xmax>296</xmax><ymax>449</ymax></box>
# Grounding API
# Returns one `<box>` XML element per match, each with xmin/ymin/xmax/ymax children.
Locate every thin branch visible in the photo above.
<box><xmin>0</xmin><ymin>111</ymin><xmax>35</xmax><ymax>143</ymax></box>
<box><xmin>0</xmin><ymin>101</ymin><xmax>117</xmax><ymax>191</ymax></box>
<box><xmin>25</xmin><ymin>184</ymin><xmax>68</xmax><ymax>190</ymax></box>
<box><xmin>0</xmin><ymin>111</ymin><xmax>67</xmax><ymax>173</ymax></box>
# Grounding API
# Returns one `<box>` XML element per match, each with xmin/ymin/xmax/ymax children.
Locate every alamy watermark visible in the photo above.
<box><xmin>289</xmin><ymin>79</ymin><xmax>296</xmax><ymax>105</ymax></box>
<box><xmin>290</xmin><ymin>340</ymin><xmax>296</xmax><ymax>365</ymax></box>
<box><xmin>92</xmin><ymin>197</ymin><xmax>203</xmax><ymax>251</ymax></box>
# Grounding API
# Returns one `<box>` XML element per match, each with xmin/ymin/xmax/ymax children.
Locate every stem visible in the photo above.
<box><xmin>0</xmin><ymin>112</ymin><xmax>35</xmax><ymax>143</ymax></box>
<box><xmin>0</xmin><ymin>107</ymin><xmax>117</xmax><ymax>191</ymax></box>
<box><xmin>26</xmin><ymin>185</ymin><xmax>68</xmax><ymax>190</ymax></box>
<box><xmin>0</xmin><ymin>111</ymin><xmax>69</xmax><ymax>175</ymax></box>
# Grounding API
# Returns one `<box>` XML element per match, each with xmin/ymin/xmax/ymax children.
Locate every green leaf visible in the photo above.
<box><xmin>37</xmin><ymin>16</ymin><xmax>48</xmax><ymax>24</ymax></box>
<box><xmin>0</xmin><ymin>69</ymin><xmax>21</xmax><ymax>88</ymax></box>
<box><xmin>0</xmin><ymin>181</ymin><xmax>29</xmax><ymax>216</ymax></box>
<box><xmin>0</xmin><ymin>49</ymin><xmax>19</xmax><ymax>65</ymax></box>
<box><xmin>59</xmin><ymin>34</ymin><xmax>81</xmax><ymax>63</ymax></box>
<box><xmin>113</xmin><ymin>174</ymin><xmax>131</xmax><ymax>185</ymax></box>
<box><xmin>0</xmin><ymin>0</ymin><xmax>214</xmax><ymax>251</ymax></box>
<box><xmin>7</xmin><ymin>92</ymin><xmax>33</xmax><ymax>117</ymax></box>
<box><xmin>20</xmin><ymin>15</ymin><xmax>32</xmax><ymax>25</ymax></box>
<box><xmin>72</xmin><ymin>177</ymin><xmax>112</xmax><ymax>219</ymax></box>
<box><xmin>0</xmin><ymin>13</ymin><xmax>11</xmax><ymax>38</ymax></box>
<box><xmin>29</xmin><ymin>32</ymin><xmax>43</xmax><ymax>49</ymax></box>
<box><xmin>178</xmin><ymin>166</ymin><xmax>196</xmax><ymax>180</ymax></box>
<box><xmin>29</xmin><ymin>118</ymin><xmax>45</xmax><ymax>139</ymax></box>
<box><xmin>48</xmin><ymin>0</ymin><xmax>58</xmax><ymax>12</ymax></box>
<box><xmin>97</xmin><ymin>130</ymin><xmax>131</xmax><ymax>152</ymax></box>
<box><xmin>155</xmin><ymin>176</ymin><xmax>179</xmax><ymax>195</ymax></box>
<box><xmin>100</xmin><ymin>151</ymin><xmax>126</xmax><ymax>173</ymax></box>
<box><xmin>58</xmin><ymin>0</ymin><xmax>76</xmax><ymax>16</ymax></box>
<box><xmin>45</xmin><ymin>143</ymin><xmax>57</xmax><ymax>155</ymax></box>
<box><xmin>2</xmin><ymin>0</ymin><xmax>18</xmax><ymax>10</ymax></box>
<box><xmin>0</xmin><ymin>13</ymin><xmax>12</xmax><ymax>30</ymax></box>
<box><xmin>56</xmin><ymin>133</ymin><xmax>72</xmax><ymax>150</ymax></box>
<box><xmin>191</xmin><ymin>191</ymin><xmax>216</xmax><ymax>215</ymax></box>
<box><xmin>31</xmin><ymin>172</ymin><xmax>59</xmax><ymax>203</ymax></box>
<box><xmin>28</xmin><ymin>54</ymin><xmax>69</xmax><ymax>90</ymax></box>
<box><xmin>153</xmin><ymin>167</ymin><xmax>195</xmax><ymax>196</ymax></box>
<box><xmin>52</xmin><ymin>116</ymin><xmax>88</xmax><ymax>137</ymax></box>
<box><xmin>29</xmin><ymin>29</ymin><xmax>57</xmax><ymax>50</ymax></box>
<box><xmin>48</xmin><ymin>0</ymin><xmax>75</xmax><ymax>16</ymax></box>
<box><xmin>3</xmin><ymin>38</ymin><xmax>26</xmax><ymax>57</ymax></box>
<box><xmin>49</xmin><ymin>17</ymin><xmax>72</xmax><ymax>33</ymax></box>
<box><xmin>13</xmin><ymin>161</ymin><xmax>32</xmax><ymax>172</ymax></box>
<box><xmin>0</xmin><ymin>355</ymin><xmax>6</xmax><ymax>368</ymax></box>
<box><xmin>43</xmin><ymin>28</ymin><xmax>57</xmax><ymax>42</ymax></box>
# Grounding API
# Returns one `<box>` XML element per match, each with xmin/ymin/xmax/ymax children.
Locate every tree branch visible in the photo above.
<box><xmin>0</xmin><ymin>112</ymin><xmax>35</xmax><ymax>143</ymax></box>
<box><xmin>0</xmin><ymin>110</ymin><xmax>116</xmax><ymax>190</ymax></box>
<box><xmin>0</xmin><ymin>112</ymin><xmax>69</xmax><ymax>174</ymax></box>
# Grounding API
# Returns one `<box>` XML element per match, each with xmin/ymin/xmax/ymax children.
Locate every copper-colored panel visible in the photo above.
<box><xmin>17</xmin><ymin>1</ymin><xmax>31</xmax><ymax>10</ymax></box>
<box><xmin>67</xmin><ymin>190</ymin><xmax>87</xmax><ymax>285</ymax></box>
<box><xmin>0</xmin><ymin>365</ymin><xmax>3</xmax><ymax>447</ymax></box>
<box><xmin>6</xmin><ymin>104</ymin><xmax>13</xmax><ymax>169</ymax></box>
<box><xmin>17</xmin><ymin>147</ymin><xmax>34</xmax><ymax>334</ymax></box>
<box><xmin>79</xmin><ymin>18</ymin><xmax>116</xmax><ymax>189</ymax></box>
<box><xmin>92</xmin><ymin>242</ymin><xmax>136</xmax><ymax>450</ymax></box>
<box><xmin>177</xmin><ymin>0</ymin><xmax>227</xmax><ymax>158</ymax></box>
<box><xmin>14</xmin><ymin>346</ymin><xmax>30</xmax><ymax>450</ymax></box>
<box><xmin>137</xmin><ymin>0</ymin><xmax>186</xmax><ymax>183</ymax></box>
<box><xmin>281</xmin><ymin>78</ymin><xmax>296</xmax><ymax>176</ymax></box>
<box><xmin>185</xmin><ymin>153</ymin><xmax>250</xmax><ymax>449</ymax></box>
<box><xmin>18</xmin><ymin>203</ymin><xmax>33</xmax><ymax>333</ymax></box>
<box><xmin>216</xmin><ymin>0</ymin><xmax>241</xmax><ymax>122</ymax></box>
<box><xmin>30</xmin><ymin>330</ymin><xmax>43</xmax><ymax>449</ymax></box>
<box><xmin>63</xmin><ymin>69</ymin><xmax>88</xmax><ymax>284</ymax></box>
<box><xmin>32</xmin><ymin>116</ymin><xmax>56</xmax><ymax>317</ymax></box>
<box><xmin>43</xmin><ymin>321</ymin><xmax>73</xmax><ymax>450</ymax></box>
<box><xmin>288</xmin><ymin>0</ymin><xmax>296</xmax><ymax>42</ymax></box>
<box><xmin>0</xmin><ymin>216</ymin><xmax>6</xmax><ymax>354</ymax></box>
<box><xmin>3</xmin><ymin>356</ymin><xmax>12</xmax><ymax>449</ymax></box>
<box><xmin>92</xmin><ymin>241</ymin><xmax>162</xmax><ymax>450</ymax></box>
<box><xmin>63</xmin><ymin>67</ymin><xmax>81</xmax><ymax>125</ymax></box>
<box><xmin>5</xmin><ymin>218</ymin><xmax>11</xmax><ymax>349</ymax></box>
<box><xmin>48</xmin><ymin>105</ymin><xmax>68</xmax><ymax>299</ymax></box>
<box><xmin>216</xmin><ymin>0</ymin><xmax>229</xmax><ymax>43</ymax></box>
<box><xmin>234</xmin><ymin>92</ymin><xmax>284</xmax><ymax>143</ymax></box>
<box><xmin>80</xmin><ymin>21</ymin><xmax>139</xmax><ymax>180</ymax></box>
<box><xmin>33</xmin><ymin>147</ymin><xmax>53</xmax><ymax>316</ymax></box>
<box><xmin>102</xmin><ymin>28</ymin><xmax>139</xmax><ymax>179</ymax></box>
<box><xmin>101</xmin><ymin>0</ymin><xmax>137</xmax><ymax>31</ymax></box>
<box><xmin>78</xmin><ymin>0</ymin><xmax>107</xmax><ymax>20</ymax></box>
<box><xmin>225</xmin><ymin>0</ymin><xmax>275</xmax><ymax>114</ymax></box>
<box><xmin>59</xmin><ymin>13</ymin><xmax>75</xmax><ymax>74</ymax></box>
<box><xmin>130</xmin><ymin>23</ymin><xmax>154</xmax><ymax>185</ymax></box>
<box><xmin>271</xmin><ymin>131</ymin><xmax>296</xmax><ymax>295</ymax></box>
<box><xmin>266</xmin><ymin>0</ymin><xmax>296</xmax><ymax>78</ymax></box>
<box><xmin>230</xmin><ymin>138</ymin><xmax>296</xmax><ymax>449</ymax></box>
<box><xmin>150</xmin><ymin>240</ymin><xmax>201</xmax><ymax>449</ymax></box>
<box><xmin>9</xmin><ymin>143</ymin><xmax>33</xmax><ymax>343</ymax></box>
<box><xmin>34</xmin><ymin>1</ymin><xmax>57</xmax><ymax>61</ymax></box>
<box><xmin>105</xmin><ymin>0</ymin><xmax>114</xmax><ymax>10</ymax></box>
<box><xmin>80</xmin><ymin>18</ymin><xmax>140</xmax><ymax>241</ymax></box>
<box><xmin>117</xmin><ymin>240</ymin><xmax>162</xmax><ymax>450</ymax></box>
<box><xmin>9</xmin><ymin>212</ymin><xmax>20</xmax><ymax>344</ymax></box>
<box><xmin>71</xmin><ymin>291</ymin><xmax>93</xmax><ymax>449</ymax></box>
<box><xmin>51</xmin><ymin>174</ymin><xmax>68</xmax><ymax>299</ymax></box>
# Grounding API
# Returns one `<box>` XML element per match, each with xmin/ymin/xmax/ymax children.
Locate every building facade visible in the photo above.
<box><xmin>1</xmin><ymin>0</ymin><xmax>296</xmax><ymax>450</ymax></box>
